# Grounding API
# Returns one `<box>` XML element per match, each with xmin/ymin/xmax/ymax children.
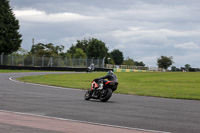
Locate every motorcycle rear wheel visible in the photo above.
<box><xmin>100</xmin><ymin>88</ymin><xmax>112</xmax><ymax>102</ymax></box>
<box><xmin>84</xmin><ymin>90</ymin><xmax>91</xmax><ymax>100</ymax></box>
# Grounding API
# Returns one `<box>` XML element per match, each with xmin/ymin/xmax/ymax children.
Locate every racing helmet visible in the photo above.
<box><xmin>107</xmin><ymin>70</ymin><xmax>114</xmax><ymax>75</ymax></box>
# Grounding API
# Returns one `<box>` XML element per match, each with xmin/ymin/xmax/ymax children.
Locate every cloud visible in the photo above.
<box><xmin>174</xmin><ymin>42</ymin><xmax>200</xmax><ymax>50</ymax></box>
<box><xmin>114</xmin><ymin>45</ymin><xmax>126</xmax><ymax>49</ymax></box>
<box><xmin>140</xmin><ymin>56</ymin><xmax>158</xmax><ymax>67</ymax></box>
<box><xmin>14</xmin><ymin>9</ymin><xmax>102</xmax><ymax>23</ymax></box>
<box><xmin>174</xmin><ymin>52</ymin><xmax>200</xmax><ymax>68</ymax></box>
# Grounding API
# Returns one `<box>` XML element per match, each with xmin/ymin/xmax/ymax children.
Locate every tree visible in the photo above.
<box><xmin>171</xmin><ymin>66</ymin><xmax>176</xmax><ymax>71</ymax></box>
<box><xmin>67</xmin><ymin>39</ymin><xmax>88</xmax><ymax>57</ymax></box>
<box><xmin>16</xmin><ymin>47</ymin><xmax>29</xmax><ymax>55</ymax></box>
<box><xmin>0</xmin><ymin>0</ymin><xmax>22</xmax><ymax>54</ymax></box>
<box><xmin>76</xmin><ymin>39</ymin><xmax>89</xmax><ymax>53</ymax></box>
<box><xmin>122</xmin><ymin>57</ymin><xmax>135</xmax><ymax>66</ymax></box>
<box><xmin>66</xmin><ymin>44</ymin><xmax>76</xmax><ymax>57</ymax></box>
<box><xmin>30</xmin><ymin>43</ymin><xmax>64</xmax><ymax>56</ymax></box>
<box><xmin>134</xmin><ymin>61</ymin><xmax>145</xmax><ymax>66</ymax></box>
<box><xmin>110</xmin><ymin>49</ymin><xmax>124</xmax><ymax>65</ymax></box>
<box><xmin>157</xmin><ymin>56</ymin><xmax>174</xmax><ymax>70</ymax></box>
<box><xmin>86</xmin><ymin>38</ymin><xmax>109</xmax><ymax>58</ymax></box>
<box><xmin>67</xmin><ymin>38</ymin><xmax>109</xmax><ymax>59</ymax></box>
<box><xmin>185</xmin><ymin>64</ymin><xmax>191</xmax><ymax>72</ymax></box>
<box><xmin>122</xmin><ymin>57</ymin><xmax>145</xmax><ymax>66</ymax></box>
<box><xmin>74</xmin><ymin>48</ymin><xmax>86</xmax><ymax>58</ymax></box>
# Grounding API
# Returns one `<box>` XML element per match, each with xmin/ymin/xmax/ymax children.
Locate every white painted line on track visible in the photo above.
<box><xmin>8</xmin><ymin>75</ymin><xmax>170</xmax><ymax>133</ymax></box>
<box><xmin>9</xmin><ymin>77</ymin><xmax>83</xmax><ymax>91</ymax></box>
<box><xmin>0</xmin><ymin>110</ymin><xmax>170</xmax><ymax>133</ymax></box>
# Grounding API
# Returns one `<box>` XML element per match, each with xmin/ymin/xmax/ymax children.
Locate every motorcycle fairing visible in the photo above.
<box><xmin>91</xmin><ymin>81</ymin><xmax>98</xmax><ymax>90</ymax></box>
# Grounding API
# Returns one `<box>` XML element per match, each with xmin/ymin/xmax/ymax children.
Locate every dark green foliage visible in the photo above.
<box><xmin>30</xmin><ymin>43</ymin><xmax>64</xmax><ymax>56</ymax></box>
<box><xmin>157</xmin><ymin>56</ymin><xmax>174</xmax><ymax>69</ymax></box>
<box><xmin>185</xmin><ymin>64</ymin><xmax>191</xmax><ymax>71</ymax></box>
<box><xmin>122</xmin><ymin>56</ymin><xmax>145</xmax><ymax>66</ymax></box>
<box><xmin>66</xmin><ymin>44</ymin><xmax>76</xmax><ymax>57</ymax></box>
<box><xmin>110</xmin><ymin>49</ymin><xmax>124</xmax><ymax>65</ymax></box>
<box><xmin>67</xmin><ymin>38</ymin><xmax>88</xmax><ymax>57</ymax></box>
<box><xmin>134</xmin><ymin>61</ymin><xmax>145</xmax><ymax>66</ymax></box>
<box><xmin>76</xmin><ymin>39</ymin><xmax>89</xmax><ymax>53</ymax></box>
<box><xmin>74</xmin><ymin>48</ymin><xmax>86</xmax><ymax>58</ymax></box>
<box><xmin>123</xmin><ymin>56</ymin><xmax>135</xmax><ymax>65</ymax></box>
<box><xmin>0</xmin><ymin>0</ymin><xmax>22</xmax><ymax>54</ymax></box>
<box><xmin>86</xmin><ymin>38</ymin><xmax>109</xmax><ymax>58</ymax></box>
<box><xmin>67</xmin><ymin>38</ymin><xmax>109</xmax><ymax>58</ymax></box>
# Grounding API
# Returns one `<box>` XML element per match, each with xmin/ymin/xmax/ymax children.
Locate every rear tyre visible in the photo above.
<box><xmin>100</xmin><ymin>88</ymin><xmax>112</xmax><ymax>102</ymax></box>
<box><xmin>84</xmin><ymin>90</ymin><xmax>91</xmax><ymax>100</ymax></box>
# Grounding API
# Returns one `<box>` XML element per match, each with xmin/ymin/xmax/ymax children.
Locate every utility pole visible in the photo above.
<box><xmin>32</xmin><ymin>38</ymin><xmax>34</xmax><ymax>45</ymax></box>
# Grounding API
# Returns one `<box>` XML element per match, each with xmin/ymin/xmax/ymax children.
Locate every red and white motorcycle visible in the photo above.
<box><xmin>84</xmin><ymin>79</ymin><xmax>118</xmax><ymax>102</ymax></box>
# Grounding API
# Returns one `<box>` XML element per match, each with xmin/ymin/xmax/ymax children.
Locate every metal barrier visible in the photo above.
<box><xmin>0</xmin><ymin>53</ymin><xmax>106</xmax><ymax>68</ymax></box>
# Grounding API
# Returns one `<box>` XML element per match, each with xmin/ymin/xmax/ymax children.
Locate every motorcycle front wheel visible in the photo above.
<box><xmin>100</xmin><ymin>88</ymin><xmax>112</xmax><ymax>102</ymax></box>
<box><xmin>84</xmin><ymin>90</ymin><xmax>91</xmax><ymax>100</ymax></box>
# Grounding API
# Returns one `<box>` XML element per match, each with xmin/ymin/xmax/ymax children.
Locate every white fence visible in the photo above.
<box><xmin>105</xmin><ymin>64</ymin><xmax>160</xmax><ymax>71</ymax></box>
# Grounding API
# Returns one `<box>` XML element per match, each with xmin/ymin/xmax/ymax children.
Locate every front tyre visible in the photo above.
<box><xmin>84</xmin><ymin>90</ymin><xmax>91</xmax><ymax>100</ymax></box>
<box><xmin>100</xmin><ymin>88</ymin><xmax>112</xmax><ymax>102</ymax></box>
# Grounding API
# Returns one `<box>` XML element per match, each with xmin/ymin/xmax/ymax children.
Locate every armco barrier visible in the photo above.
<box><xmin>113</xmin><ymin>68</ymin><xmax>149</xmax><ymax>72</ymax></box>
<box><xmin>0</xmin><ymin>65</ymin><xmax>112</xmax><ymax>72</ymax></box>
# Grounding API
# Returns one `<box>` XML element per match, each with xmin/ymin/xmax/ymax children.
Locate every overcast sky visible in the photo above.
<box><xmin>10</xmin><ymin>0</ymin><xmax>200</xmax><ymax>68</ymax></box>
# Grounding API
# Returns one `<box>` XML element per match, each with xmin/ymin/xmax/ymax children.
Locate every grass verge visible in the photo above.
<box><xmin>17</xmin><ymin>72</ymin><xmax>200</xmax><ymax>100</ymax></box>
<box><xmin>0</xmin><ymin>69</ymin><xmax>47</xmax><ymax>73</ymax></box>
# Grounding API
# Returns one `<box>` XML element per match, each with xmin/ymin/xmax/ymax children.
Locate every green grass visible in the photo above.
<box><xmin>0</xmin><ymin>69</ymin><xmax>46</xmax><ymax>73</ymax></box>
<box><xmin>17</xmin><ymin>72</ymin><xmax>200</xmax><ymax>100</ymax></box>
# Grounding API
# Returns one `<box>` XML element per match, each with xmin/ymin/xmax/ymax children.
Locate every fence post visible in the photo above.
<box><xmin>72</xmin><ymin>56</ymin><xmax>74</xmax><ymax>66</ymax></box>
<box><xmin>97</xmin><ymin>57</ymin><xmax>100</xmax><ymax>68</ymax></box>
<box><xmin>32</xmin><ymin>55</ymin><xmax>35</xmax><ymax>66</ymax></box>
<box><xmin>1</xmin><ymin>52</ymin><xmax>4</xmax><ymax>65</ymax></box>
<box><xmin>22</xmin><ymin>55</ymin><xmax>24</xmax><ymax>66</ymax></box>
<box><xmin>86</xmin><ymin>57</ymin><xmax>88</xmax><ymax>67</ymax></box>
<box><xmin>102</xmin><ymin>57</ymin><xmax>106</xmax><ymax>68</ymax></box>
<box><xmin>59</xmin><ymin>57</ymin><xmax>61</xmax><ymax>67</ymax></box>
<box><xmin>92</xmin><ymin>57</ymin><xmax>94</xmax><ymax>64</ymax></box>
<box><xmin>42</xmin><ymin>55</ymin><xmax>45</xmax><ymax>67</ymax></box>
<box><xmin>50</xmin><ymin>57</ymin><xmax>53</xmax><ymax>67</ymax></box>
<box><xmin>79</xmin><ymin>57</ymin><xmax>81</xmax><ymax>67</ymax></box>
<box><xmin>11</xmin><ymin>54</ymin><xmax>13</xmax><ymax>66</ymax></box>
<box><xmin>65</xmin><ymin>57</ymin><xmax>67</xmax><ymax>67</ymax></box>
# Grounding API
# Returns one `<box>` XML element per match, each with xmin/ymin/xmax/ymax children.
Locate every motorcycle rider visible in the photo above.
<box><xmin>87</xmin><ymin>63</ymin><xmax>95</xmax><ymax>72</ymax></box>
<box><xmin>90</xmin><ymin>63</ymin><xmax>95</xmax><ymax>71</ymax></box>
<box><xmin>94</xmin><ymin>70</ymin><xmax>118</xmax><ymax>90</ymax></box>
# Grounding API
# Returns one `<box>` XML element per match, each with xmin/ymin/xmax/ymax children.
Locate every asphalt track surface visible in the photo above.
<box><xmin>0</xmin><ymin>72</ymin><xmax>200</xmax><ymax>133</ymax></box>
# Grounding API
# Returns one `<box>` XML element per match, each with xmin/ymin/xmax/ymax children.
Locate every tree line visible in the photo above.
<box><xmin>28</xmin><ymin>38</ymin><xmax>145</xmax><ymax>66</ymax></box>
<box><xmin>1</xmin><ymin>0</ymin><xmax>192</xmax><ymax>70</ymax></box>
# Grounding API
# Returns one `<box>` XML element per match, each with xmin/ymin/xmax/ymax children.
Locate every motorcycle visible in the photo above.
<box><xmin>86</xmin><ymin>63</ymin><xmax>95</xmax><ymax>73</ymax></box>
<box><xmin>86</xmin><ymin>66</ymin><xmax>92</xmax><ymax>72</ymax></box>
<box><xmin>84</xmin><ymin>79</ymin><xmax>118</xmax><ymax>102</ymax></box>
